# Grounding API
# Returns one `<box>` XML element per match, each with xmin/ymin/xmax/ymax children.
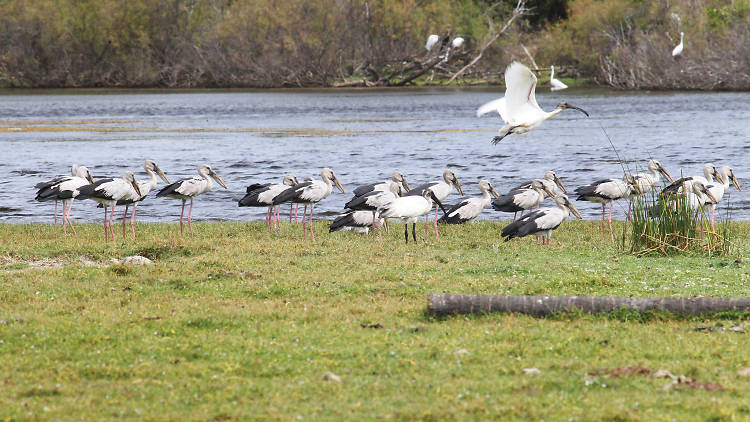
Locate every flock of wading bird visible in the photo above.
<box><xmin>33</xmin><ymin>62</ymin><xmax>741</xmax><ymax>245</ymax></box>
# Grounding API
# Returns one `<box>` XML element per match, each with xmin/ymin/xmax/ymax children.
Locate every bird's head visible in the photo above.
<box><xmin>694</xmin><ymin>182</ymin><xmax>718</xmax><ymax>203</ymax></box>
<box><xmin>555</xmin><ymin>101</ymin><xmax>589</xmax><ymax>117</ymax></box>
<box><xmin>725</xmin><ymin>166</ymin><xmax>741</xmax><ymax>191</ymax></box>
<box><xmin>545</xmin><ymin>170</ymin><xmax>567</xmax><ymax>193</ymax></box>
<box><xmin>648</xmin><ymin>160</ymin><xmax>674</xmax><ymax>183</ymax></box>
<box><xmin>322</xmin><ymin>168</ymin><xmax>344</xmax><ymax>193</ymax></box>
<box><xmin>555</xmin><ymin>194</ymin><xmax>582</xmax><ymax>219</ymax></box>
<box><xmin>201</xmin><ymin>164</ymin><xmax>227</xmax><ymax>189</ymax></box>
<box><xmin>283</xmin><ymin>173</ymin><xmax>299</xmax><ymax>186</ymax></box>
<box><xmin>423</xmin><ymin>189</ymin><xmax>448</xmax><ymax>214</ymax></box>
<box><xmin>146</xmin><ymin>160</ymin><xmax>171</xmax><ymax>184</ymax></box>
<box><xmin>77</xmin><ymin>165</ymin><xmax>95</xmax><ymax>184</ymax></box>
<box><xmin>479</xmin><ymin>180</ymin><xmax>500</xmax><ymax>198</ymax></box>
<box><xmin>444</xmin><ymin>170</ymin><xmax>464</xmax><ymax>195</ymax></box>
<box><xmin>124</xmin><ymin>171</ymin><xmax>142</xmax><ymax>197</ymax></box>
<box><xmin>392</xmin><ymin>171</ymin><xmax>410</xmax><ymax>192</ymax></box>
<box><xmin>388</xmin><ymin>182</ymin><xmax>402</xmax><ymax>197</ymax></box>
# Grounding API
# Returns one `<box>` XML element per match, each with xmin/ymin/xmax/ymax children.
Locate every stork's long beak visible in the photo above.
<box><xmin>430</xmin><ymin>191</ymin><xmax>448</xmax><ymax>214</ymax></box>
<box><xmin>702</xmin><ymin>186</ymin><xmax>718</xmax><ymax>203</ymax></box>
<box><xmin>210</xmin><ymin>170</ymin><xmax>228</xmax><ymax>189</ymax></box>
<box><xmin>156</xmin><ymin>166</ymin><xmax>171</xmax><ymax>184</ymax></box>
<box><xmin>731</xmin><ymin>172</ymin><xmax>741</xmax><ymax>191</ymax></box>
<box><xmin>333</xmin><ymin>176</ymin><xmax>345</xmax><ymax>194</ymax></box>
<box><xmin>543</xmin><ymin>185</ymin><xmax>556</xmax><ymax>198</ymax></box>
<box><xmin>454</xmin><ymin>178</ymin><xmax>464</xmax><ymax>196</ymax></box>
<box><xmin>554</xmin><ymin>175</ymin><xmax>567</xmax><ymax>193</ymax></box>
<box><xmin>565</xmin><ymin>104</ymin><xmax>590</xmax><ymax>117</ymax></box>
<box><xmin>659</xmin><ymin>165</ymin><xmax>674</xmax><ymax>183</ymax></box>
<box><xmin>86</xmin><ymin>173</ymin><xmax>95</xmax><ymax>184</ymax></box>
<box><xmin>490</xmin><ymin>186</ymin><xmax>500</xmax><ymax>199</ymax></box>
<box><xmin>131</xmin><ymin>180</ymin><xmax>142</xmax><ymax>197</ymax></box>
<box><xmin>401</xmin><ymin>178</ymin><xmax>411</xmax><ymax>192</ymax></box>
<box><xmin>567</xmin><ymin>201</ymin><xmax>583</xmax><ymax>219</ymax></box>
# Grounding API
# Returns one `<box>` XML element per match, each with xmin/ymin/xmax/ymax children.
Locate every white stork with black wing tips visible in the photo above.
<box><xmin>439</xmin><ymin>180</ymin><xmax>499</xmax><ymax>224</ymax></box>
<box><xmin>662</xmin><ymin>163</ymin><xmax>718</xmax><ymax>195</ymax></box>
<box><xmin>407</xmin><ymin>169</ymin><xmax>463</xmax><ymax>240</ymax></box>
<box><xmin>272</xmin><ymin>167</ymin><xmax>344</xmax><ymax>241</ymax></box>
<box><xmin>352</xmin><ymin>171</ymin><xmax>410</xmax><ymax>197</ymax></box>
<box><xmin>239</xmin><ymin>174</ymin><xmax>298</xmax><ymax>232</ymax></box>
<box><xmin>378</xmin><ymin>189</ymin><xmax>448</xmax><ymax>244</ymax></box>
<box><xmin>34</xmin><ymin>164</ymin><xmax>94</xmax><ymax>234</ymax></box>
<box><xmin>492</xmin><ymin>179</ymin><xmax>555</xmax><ymax>220</ymax></box>
<box><xmin>108</xmin><ymin>160</ymin><xmax>171</xmax><ymax>239</ymax></box>
<box><xmin>156</xmin><ymin>164</ymin><xmax>227</xmax><ymax>236</ymax></box>
<box><xmin>513</xmin><ymin>170</ymin><xmax>567</xmax><ymax>195</ymax></box>
<box><xmin>630</xmin><ymin>159</ymin><xmax>674</xmax><ymax>196</ymax></box>
<box><xmin>502</xmin><ymin>193</ymin><xmax>582</xmax><ymax>245</ymax></box>
<box><xmin>345</xmin><ymin>183</ymin><xmax>401</xmax><ymax>236</ymax></box>
<box><xmin>77</xmin><ymin>171</ymin><xmax>142</xmax><ymax>242</ymax></box>
<box><xmin>574</xmin><ymin>175</ymin><xmax>635</xmax><ymax>243</ymax></box>
<box><xmin>702</xmin><ymin>166</ymin><xmax>741</xmax><ymax>230</ymax></box>
<box><xmin>476</xmin><ymin>61</ymin><xmax>589</xmax><ymax>144</ymax></box>
<box><xmin>329</xmin><ymin>210</ymin><xmax>382</xmax><ymax>235</ymax></box>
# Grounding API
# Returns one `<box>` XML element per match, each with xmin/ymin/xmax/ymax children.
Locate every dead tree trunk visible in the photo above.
<box><xmin>428</xmin><ymin>293</ymin><xmax>750</xmax><ymax>317</ymax></box>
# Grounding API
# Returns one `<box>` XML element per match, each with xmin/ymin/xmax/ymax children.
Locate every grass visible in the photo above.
<box><xmin>1</xmin><ymin>220</ymin><xmax>749</xmax><ymax>420</ymax></box>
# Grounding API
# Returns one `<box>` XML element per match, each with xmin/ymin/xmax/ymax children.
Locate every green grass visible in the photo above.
<box><xmin>1</xmin><ymin>220</ymin><xmax>749</xmax><ymax>420</ymax></box>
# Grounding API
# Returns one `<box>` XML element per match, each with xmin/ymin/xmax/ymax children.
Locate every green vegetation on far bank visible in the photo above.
<box><xmin>1</xmin><ymin>221</ymin><xmax>749</xmax><ymax>420</ymax></box>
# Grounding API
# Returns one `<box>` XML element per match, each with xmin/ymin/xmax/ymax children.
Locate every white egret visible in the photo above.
<box><xmin>451</xmin><ymin>37</ymin><xmax>465</xmax><ymax>48</ymax></box>
<box><xmin>672</xmin><ymin>32</ymin><xmax>684</xmax><ymax>57</ymax></box>
<box><xmin>550</xmin><ymin>65</ymin><xmax>568</xmax><ymax>91</ymax></box>
<box><xmin>425</xmin><ymin>34</ymin><xmax>439</xmax><ymax>51</ymax></box>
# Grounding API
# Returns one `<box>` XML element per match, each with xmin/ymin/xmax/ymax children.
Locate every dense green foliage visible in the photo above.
<box><xmin>1</xmin><ymin>221</ymin><xmax>749</xmax><ymax>419</ymax></box>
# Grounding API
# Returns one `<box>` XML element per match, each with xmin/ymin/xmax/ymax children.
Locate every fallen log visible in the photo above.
<box><xmin>427</xmin><ymin>293</ymin><xmax>750</xmax><ymax>317</ymax></box>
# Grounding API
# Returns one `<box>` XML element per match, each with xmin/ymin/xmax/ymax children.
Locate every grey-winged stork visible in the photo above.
<box><xmin>476</xmin><ymin>61</ymin><xmax>589</xmax><ymax>144</ymax></box>
<box><xmin>513</xmin><ymin>170</ymin><xmax>567</xmax><ymax>196</ymax></box>
<box><xmin>407</xmin><ymin>169</ymin><xmax>463</xmax><ymax>240</ymax></box>
<box><xmin>574</xmin><ymin>175</ymin><xmax>635</xmax><ymax>243</ymax></box>
<box><xmin>702</xmin><ymin>166</ymin><xmax>741</xmax><ymax>230</ymax></box>
<box><xmin>77</xmin><ymin>171</ymin><xmax>142</xmax><ymax>242</ymax></box>
<box><xmin>34</xmin><ymin>164</ymin><xmax>94</xmax><ymax>234</ymax></box>
<box><xmin>272</xmin><ymin>167</ymin><xmax>344</xmax><ymax>241</ymax></box>
<box><xmin>662</xmin><ymin>163</ymin><xmax>718</xmax><ymax>195</ymax></box>
<box><xmin>109</xmin><ymin>160</ymin><xmax>171</xmax><ymax>239</ymax></box>
<box><xmin>345</xmin><ymin>182</ymin><xmax>401</xmax><ymax>236</ymax></box>
<box><xmin>238</xmin><ymin>174</ymin><xmax>298</xmax><ymax>232</ymax></box>
<box><xmin>156</xmin><ymin>164</ymin><xmax>228</xmax><ymax>235</ymax></box>
<box><xmin>378</xmin><ymin>189</ymin><xmax>447</xmax><ymax>244</ymax></box>
<box><xmin>329</xmin><ymin>210</ymin><xmax>382</xmax><ymax>235</ymax></box>
<box><xmin>630</xmin><ymin>159</ymin><xmax>674</xmax><ymax>196</ymax></box>
<box><xmin>438</xmin><ymin>180</ymin><xmax>499</xmax><ymax>224</ymax></box>
<box><xmin>501</xmin><ymin>193</ymin><xmax>582</xmax><ymax>245</ymax></box>
<box><xmin>492</xmin><ymin>179</ymin><xmax>555</xmax><ymax>220</ymax></box>
<box><xmin>352</xmin><ymin>171</ymin><xmax>410</xmax><ymax>197</ymax></box>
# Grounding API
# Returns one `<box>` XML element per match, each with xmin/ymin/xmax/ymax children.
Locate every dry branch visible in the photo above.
<box><xmin>428</xmin><ymin>293</ymin><xmax>750</xmax><ymax>317</ymax></box>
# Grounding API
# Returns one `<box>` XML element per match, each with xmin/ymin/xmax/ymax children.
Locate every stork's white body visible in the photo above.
<box><xmin>702</xmin><ymin>166</ymin><xmax>741</xmax><ymax>230</ymax></box>
<box><xmin>157</xmin><ymin>164</ymin><xmax>227</xmax><ymax>235</ymax></box>
<box><xmin>663</xmin><ymin>163</ymin><xmax>717</xmax><ymax>195</ymax></box>
<box><xmin>502</xmin><ymin>194</ymin><xmax>581</xmax><ymax>245</ymax></box>
<box><xmin>34</xmin><ymin>164</ymin><xmax>94</xmax><ymax>234</ymax></box>
<box><xmin>439</xmin><ymin>180</ymin><xmax>498</xmax><ymax>224</ymax></box>
<box><xmin>575</xmin><ymin>176</ymin><xmax>634</xmax><ymax>243</ymax></box>
<box><xmin>273</xmin><ymin>168</ymin><xmax>344</xmax><ymax>241</ymax></box>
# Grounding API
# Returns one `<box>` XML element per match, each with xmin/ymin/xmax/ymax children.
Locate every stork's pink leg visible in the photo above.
<box><xmin>608</xmin><ymin>203</ymin><xmax>614</xmax><ymax>244</ymax></box>
<box><xmin>64</xmin><ymin>200</ymin><xmax>77</xmax><ymax>235</ymax></box>
<box><xmin>187</xmin><ymin>199</ymin><xmax>194</xmax><ymax>236</ymax></box>
<box><xmin>601</xmin><ymin>204</ymin><xmax>606</xmax><ymax>241</ymax></box>
<box><xmin>103</xmin><ymin>207</ymin><xmax>108</xmax><ymax>241</ymax></box>
<box><xmin>433</xmin><ymin>206</ymin><xmax>440</xmax><ymax>241</ymax></box>
<box><xmin>130</xmin><ymin>204</ymin><xmax>137</xmax><ymax>239</ymax></box>
<box><xmin>294</xmin><ymin>204</ymin><xmax>300</xmax><ymax>223</ymax></box>
<box><xmin>513</xmin><ymin>212</ymin><xmax>517</xmax><ymax>221</ymax></box>
<box><xmin>308</xmin><ymin>204</ymin><xmax>315</xmax><ymax>241</ymax></box>
<box><xmin>265</xmin><ymin>207</ymin><xmax>271</xmax><ymax>231</ymax></box>
<box><xmin>179</xmin><ymin>200</ymin><xmax>186</xmax><ymax>235</ymax></box>
<box><xmin>109</xmin><ymin>206</ymin><xmax>116</xmax><ymax>241</ymax></box>
<box><xmin>289</xmin><ymin>204</ymin><xmax>293</xmax><ymax>222</ymax></box>
<box><xmin>301</xmin><ymin>205</ymin><xmax>308</xmax><ymax>237</ymax></box>
<box><xmin>384</xmin><ymin>218</ymin><xmax>390</xmax><ymax>234</ymax></box>
<box><xmin>122</xmin><ymin>205</ymin><xmax>129</xmax><ymax>239</ymax></box>
<box><xmin>54</xmin><ymin>200</ymin><xmax>58</xmax><ymax>231</ymax></box>
<box><xmin>275</xmin><ymin>206</ymin><xmax>281</xmax><ymax>231</ymax></box>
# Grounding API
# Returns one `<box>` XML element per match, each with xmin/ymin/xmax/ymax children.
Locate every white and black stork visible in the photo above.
<box><xmin>438</xmin><ymin>180</ymin><xmax>499</xmax><ymax>224</ymax></box>
<box><xmin>492</xmin><ymin>179</ymin><xmax>555</xmax><ymax>220</ymax></box>
<box><xmin>109</xmin><ymin>160</ymin><xmax>171</xmax><ymax>239</ymax></box>
<box><xmin>407</xmin><ymin>169</ymin><xmax>463</xmax><ymax>240</ymax></box>
<box><xmin>574</xmin><ymin>175</ymin><xmax>635</xmax><ymax>243</ymax></box>
<box><xmin>77</xmin><ymin>171</ymin><xmax>142</xmax><ymax>242</ymax></box>
<box><xmin>238</xmin><ymin>174</ymin><xmax>299</xmax><ymax>232</ymax></box>
<box><xmin>501</xmin><ymin>193</ymin><xmax>582</xmax><ymax>245</ymax></box>
<box><xmin>156</xmin><ymin>164</ymin><xmax>228</xmax><ymax>235</ymax></box>
<box><xmin>34</xmin><ymin>164</ymin><xmax>94</xmax><ymax>234</ymax></box>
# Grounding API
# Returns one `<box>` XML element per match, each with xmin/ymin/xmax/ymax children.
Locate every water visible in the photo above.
<box><xmin>1</xmin><ymin>88</ymin><xmax>748</xmax><ymax>224</ymax></box>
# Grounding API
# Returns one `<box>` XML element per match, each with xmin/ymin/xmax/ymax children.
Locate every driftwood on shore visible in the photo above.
<box><xmin>428</xmin><ymin>293</ymin><xmax>750</xmax><ymax>316</ymax></box>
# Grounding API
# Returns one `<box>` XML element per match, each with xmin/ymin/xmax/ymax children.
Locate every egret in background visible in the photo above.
<box><xmin>438</xmin><ymin>180</ymin><xmax>499</xmax><ymax>224</ymax></box>
<box><xmin>77</xmin><ymin>172</ymin><xmax>142</xmax><ymax>242</ymax></box>
<box><xmin>672</xmin><ymin>32</ymin><xmax>684</xmax><ymax>57</ymax></box>
<box><xmin>501</xmin><ymin>193</ymin><xmax>582</xmax><ymax>245</ymax></box>
<box><xmin>156</xmin><ymin>164</ymin><xmax>228</xmax><ymax>235</ymax></box>
<box><xmin>34</xmin><ymin>164</ymin><xmax>94</xmax><ymax>234</ymax></box>
<box><xmin>476</xmin><ymin>62</ymin><xmax>589</xmax><ymax>144</ymax></box>
<box><xmin>451</xmin><ymin>37</ymin><xmax>464</xmax><ymax>48</ymax></box>
<box><xmin>550</xmin><ymin>65</ymin><xmax>568</xmax><ymax>91</ymax></box>
<box><xmin>425</xmin><ymin>34</ymin><xmax>439</xmax><ymax>51</ymax></box>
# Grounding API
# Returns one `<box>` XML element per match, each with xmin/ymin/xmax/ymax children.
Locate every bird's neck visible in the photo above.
<box><xmin>548</xmin><ymin>108</ymin><xmax>564</xmax><ymax>119</ymax></box>
<box><xmin>718</xmin><ymin>171</ymin><xmax>730</xmax><ymax>188</ymax></box>
<box><xmin>146</xmin><ymin>169</ymin><xmax>157</xmax><ymax>188</ymax></box>
<box><xmin>550</xmin><ymin>67</ymin><xmax>554</xmax><ymax>79</ymax></box>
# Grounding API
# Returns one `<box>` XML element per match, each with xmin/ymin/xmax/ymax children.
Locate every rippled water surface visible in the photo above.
<box><xmin>1</xmin><ymin>88</ymin><xmax>748</xmax><ymax>223</ymax></box>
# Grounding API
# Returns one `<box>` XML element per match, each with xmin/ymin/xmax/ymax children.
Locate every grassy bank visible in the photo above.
<box><xmin>2</xmin><ymin>221</ymin><xmax>749</xmax><ymax>420</ymax></box>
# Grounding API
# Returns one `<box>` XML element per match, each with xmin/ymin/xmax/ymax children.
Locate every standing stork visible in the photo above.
<box><xmin>112</xmin><ymin>160</ymin><xmax>171</xmax><ymax>239</ymax></box>
<box><xmin>34</xmin><ymin>164</ymin><xmax>94</xmax><ymax>234</ymax></box>
<box><xmin>345</xmin><ymin>183</ymin><xmax>401</xmax><ymax>236</ymax></box>
<box><xmin>476</xmin><ymin>61</ymin><xmax>589</xmax><ymax>144</ymax></box>
<box><xmin>702</xmin><ymin>166</ymin><xmax>741</xmax><ymax>230</ymax></box>
<box><xmin>662</xmin><ymin>163</ymin><xmax>718</xmax><ymax>195</ymax></box>
<box><xmin>352</xmin><ymin>171</ymin><xmax>410</xmax><ymax>197</ymax></box>
<box><xmin>329</xmin><ymin>210</ymin><xmax>382</xmax><ymax>235</ymax></box>
<box><xmin>438</xmin><ymin>180</ymin><xmax>499</xmax><ymax>224</ymax></box>
<box><xmin>76</xmin><ymin>172</ymin><xmax>142</xmax><ymax>242</ymax></box>
<box><xmin>272</xmin><ymin>168</ymin><xmax>345</xmax><ymax>241</ymax></box>
<box><xmin>501</xmin><ymin>194</ymin><xmax>582</xmax><ymax>245</ymax></box>
<box><xmin>238</xmin><ymin>174</ymin><xmax>299</xmax><ymax>232</ymax></box>
<box><xmin>492</xmin><ymin>179</ymin><xmax>555</xmax><ymax>220</ymax></box>
<box><xmin>378</xmin><ymin>189</ymin><xmax>448</xmax><ymax>244</ymax></box>
<box><xmin>156</xmin><ymin>164</ymin><xmax>228</xmax><ymax>235</ymax></box>
<box><xmin>627</xmin><ymin>159</ymin><xmax>674</xmax><ymax>219</ymax></box>
<box><xmin>574</xmin><ymin>175</ymin><xmax>635</xmax><ymax>243</ymax></box>
<box><xmin>407</xmin><ymin>169</ymin><xmax>464</xmax><ymax>240</ymax></box>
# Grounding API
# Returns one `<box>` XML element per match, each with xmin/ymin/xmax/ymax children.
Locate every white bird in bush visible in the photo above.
<box><xmin>476</xmin><ymin>61</ymin><xmax>589</xmax><ymax>144</ymax></box>
<box><xmin>425</xmin><ymin>34</ymin><xmax>439</xmax><ymax>51</ymax></box>
<box><xmin>550</xmin><ymin>65</ymin><xmax>568</xmax><ymax>91</ymax></box>
<box><xmin>452</xmin><ymin>37</ymin><xmax>465</xmax><ymax>48</ymax></box>
<box><xmin>672</xmin><ymin>32</ymin><xmax>684</xmax><ymax>57</ymax></box>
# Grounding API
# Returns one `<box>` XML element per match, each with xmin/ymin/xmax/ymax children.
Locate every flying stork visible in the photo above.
<box><xmin>156</xmin><ymin>164</ymin><xmax>228</xmax><ymax>235</ymax></box>
<box><xmin>438</xmin><ymin>180</ymin><xmax>499</xmax><ymax>224</ymax></box>
<box><xmin>501</xmin><ymin>193</ymin><xmax>582</xmax><ymax>245</ymax></box>
<box><xmin>34</xmin><ymin>164</ymin><xmax>94</xmax><ymax>234</ymax></box>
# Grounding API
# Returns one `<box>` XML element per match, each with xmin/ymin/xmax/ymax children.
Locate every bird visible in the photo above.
<box><xmin>107</xmin><ymin>160</ymin><xmax>171</xmax><ymax>239</ymax></box>
<box><xmin>329</xmin><ymin>210</ymin><xmax>382</xmax><ymax>235</ymax></box>
<box><xmin>574</xmin><ymin>175</ymin><xmax>635</xmax><ymax>243</ymax></box>
<box><xmin>378</xmin><ymin>189</ymin><xmax>448</xmax><ymax>244</ymax></box>
<box><xmin>476</xmin><ymin>61</ymin><xmax>589</xmax><ymax>144</ymax></box>
<box><xmin>76</xmin><ymin>171</ymin><xmax>142</xmax><ymax>242</ymax></box>
<box><xmin>156</xmin><ymin>164</ymin><xmax>228</xmax><ymax>235</ymax></box>
<box><xmin>425</xmin><ymin>34</ymin><xmax>439</xmax><ymax>51</ymax></box>
<box><xmin>238</xmin><ymin>174</ymin><xmax>299</xmax><ymax>232</ymax></box>
<box><xmin>272</xmin><ymin>167</ymin><xmax>345</xmax><ymax>241</ymax></box>
<box><xmin>702</xmin><ymin>166</ymin><xmax>741</xmax><ymax>230</ymax></box>
<box><xmin>627</xmin><ymin>159</ymin><xmax>674</xmax><ymax>219</ymax></box>
<box><xmin>345</xmin><ymin>183</ymin><xmax>401</xmax><ymax>236</ymax></box>
<box><xmin>438</xmin><ymin>180</ymin><xmax>499</xmax><ymax>224</ymax></box>
<box><xmin>407</xmin><ymin>169</ymin><xmax>464</xmax><ymax>240</ymax></box>
<box><xmin>352</xmin><ymin>171</ymin><xmax>410</xmax><ymax>197</ymax></box>
<box><xmin>550</xmin><ymin>65</ymin><xmax>568</xmax><ymax>91</ymax></box>
<box><xmin>501</xmin><ymin>193</ymin><xmax>582</xmax><ymax>245</ymax></box>
<box><xmin>492</xmin><ymin>179</ymin><xmax>555</xmax><ymax>220</ymax></box>
<box><xmin>34</xmin><ymin>164</ymin><xmax>94</xmax><ymax>234</ymax></box>
<box><xmin>513</xmin><ymin>170</ymin><xmax>567</xmax><ymax>197</ymax></box>
<box><xmin>672</xmin><ymin>32</ymin><xmax>684</xmax><ymax>57</ymax></box>
<box><xmin>662</xmin><ymin>163</ymin><xmax>718</xmax><ymax>195</ymax></box>
<box><xmin>451</xmin><ymin>37</ymin><xmax>465</xmax><ymax>48</ymax></box>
